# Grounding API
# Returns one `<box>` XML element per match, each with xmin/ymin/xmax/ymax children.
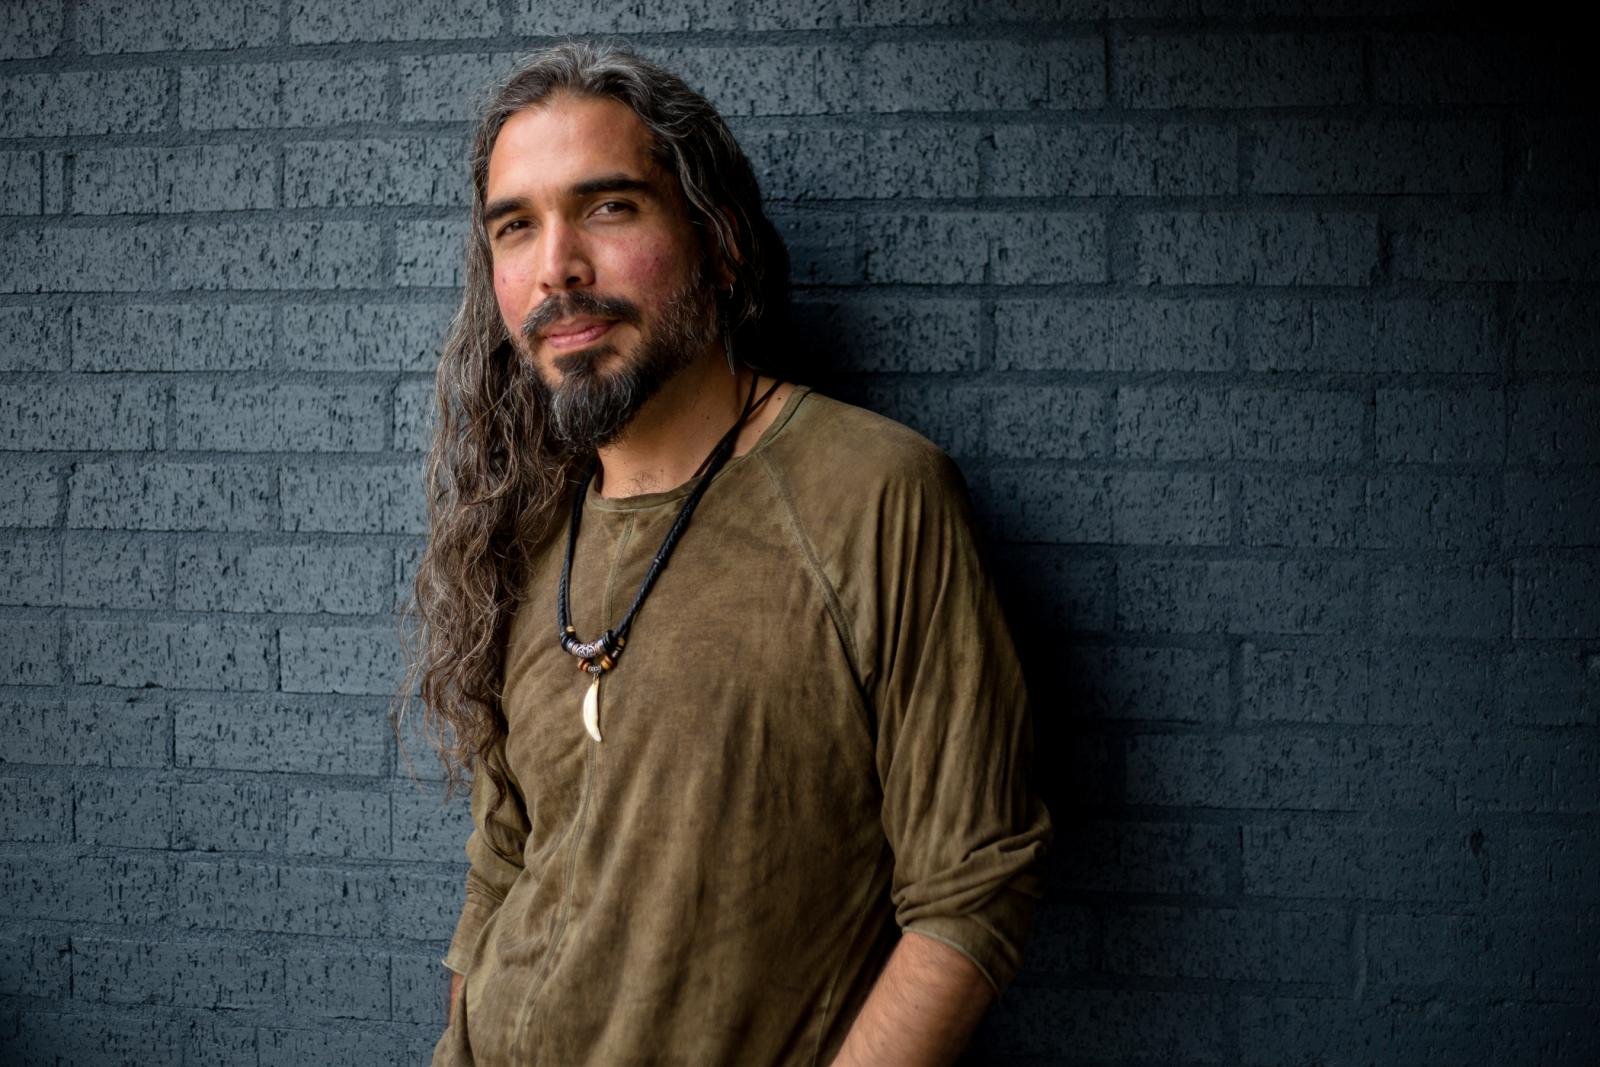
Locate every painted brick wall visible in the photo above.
<box><xmin>2</xmin><ymin>1</ymin><xmax>1597</xmax><ymax>1064</ymax></box>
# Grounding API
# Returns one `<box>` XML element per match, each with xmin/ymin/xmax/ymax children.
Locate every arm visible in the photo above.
<box><xmin>439</xmin><ymin>741</ymin><xmax>530</xmax><ymax>1025</ymax></box>
<box><xmin>447</xmin><ymin>971</ymin><xmax>464</xmax><ymax>1022</ymax></box>
<box><xmin>829</xmin><ymin>931</ymin><xmax>995</xmax><ymax>1067</ymax></box>
<box><xmin>857</xmin><ymin>451</ymin><xmax>1051</xmax><ymax>1049</ymax></box>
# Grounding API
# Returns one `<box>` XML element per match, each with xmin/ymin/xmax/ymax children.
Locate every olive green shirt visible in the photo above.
<box><xmin>431</xmin><ymin>386</ymin><xmax>1051</xmax><ymax>1067</ymax></box>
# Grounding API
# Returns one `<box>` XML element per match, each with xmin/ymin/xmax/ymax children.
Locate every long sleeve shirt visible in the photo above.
<box><xmin>430</xmin><ymin>385</ymin><xmax>1052</xmax><ymax>1066</ymax></box>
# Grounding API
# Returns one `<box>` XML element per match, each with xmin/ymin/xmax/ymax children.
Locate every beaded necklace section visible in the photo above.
<box><xmin>556</xmin><ymin>373</ymin><xmax>781</xmax><ymax>741</ymax></box>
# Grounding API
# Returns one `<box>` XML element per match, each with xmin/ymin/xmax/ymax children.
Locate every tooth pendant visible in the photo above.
<box><xmin>582</xmin><ymin>675</ymin><xmax>602</xmax><ymax>742</ymax></box>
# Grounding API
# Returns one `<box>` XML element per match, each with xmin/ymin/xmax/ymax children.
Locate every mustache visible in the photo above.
<box><xmin>520</xmin><ymin>290</ymin><xmax>641</xmax><ymax>343</ymax></box>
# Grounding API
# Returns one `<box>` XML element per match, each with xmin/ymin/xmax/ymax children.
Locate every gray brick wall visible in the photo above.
<box><xmin>1</xmin><ymin>2</ymin><xmax>1596</xmax><ymax>1065</ymax></box>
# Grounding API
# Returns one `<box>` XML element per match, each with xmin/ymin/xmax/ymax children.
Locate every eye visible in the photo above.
<box><xmin>593</xmin><ymin>200</ymin><xmax>633</xmax><ymax>217</ymax></box>
<box><xmin>494</xmin><ymin>218</ymin><xmax>528</xmax><ymax>240</ymax></box>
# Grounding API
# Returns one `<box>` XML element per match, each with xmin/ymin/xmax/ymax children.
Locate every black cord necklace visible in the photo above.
<box><xmin>557</xmin><ymin>371</ymin><xmax>781</xmax><ymax>742</ymax></box>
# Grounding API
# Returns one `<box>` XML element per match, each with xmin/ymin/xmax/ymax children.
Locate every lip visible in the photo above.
<box><xmin>543</xmin><ymin>319</ymin><xmax>615</xmax><ymax>350</ymax></box>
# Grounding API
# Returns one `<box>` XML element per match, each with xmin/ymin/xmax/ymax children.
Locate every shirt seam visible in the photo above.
<box><xmin>756</xmin><ymin>451</ymin><xmax>867</xmax><ymax>702</ymax></box>
<box><xmin>807</xmin><ymin>961</ymin><xmax>840</xmax><ymax>1067</ymax></box>
<box><xmin>511</xmin><ymin>727</ymin><xmax>598</xmax><ymax>1058</ymax></box>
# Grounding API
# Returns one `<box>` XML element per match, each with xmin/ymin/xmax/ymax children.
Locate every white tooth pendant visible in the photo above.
<box><xmin>582</xmin><ymin>675</ymin><xmax>602</xmax><ymax>742</ymax></box>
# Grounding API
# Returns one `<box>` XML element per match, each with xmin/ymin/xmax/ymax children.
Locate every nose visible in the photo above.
<box><xmin>536</xmin><ymin>219</ymin><xmax>594</xmax><ymax>293</ymax></box>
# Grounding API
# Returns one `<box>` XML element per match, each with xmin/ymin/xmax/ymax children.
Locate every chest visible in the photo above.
<box><xmin>498</xmin><ymin>496</ymin><xmax>879</xmax><ymax>862</ymax></box>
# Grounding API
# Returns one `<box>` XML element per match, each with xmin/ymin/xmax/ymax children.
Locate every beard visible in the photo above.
<box><xmin>516</xmin><ymin>260</ymin><xmax>717</xmax><ymax>456</ymax></box>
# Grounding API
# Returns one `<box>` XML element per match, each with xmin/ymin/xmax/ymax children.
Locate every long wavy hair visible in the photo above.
<box><xmin>393</xmin><ymin>40</ymin><xmax>792</xmax><ymax>808</ymax></box>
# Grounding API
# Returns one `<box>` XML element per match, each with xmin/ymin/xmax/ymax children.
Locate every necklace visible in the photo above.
<box><xmin>557</xmin><ymin>372</ymin><xmax>781</xmax><ymax>742</ymax></box>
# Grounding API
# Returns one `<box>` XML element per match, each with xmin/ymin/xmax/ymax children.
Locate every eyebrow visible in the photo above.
<box><xmin>483</xmin><ymin>174</ymin><xmax>656</xmax><ymax>228</ymax></box>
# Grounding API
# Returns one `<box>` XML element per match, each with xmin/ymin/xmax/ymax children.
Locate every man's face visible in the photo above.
<box><xmin>483</xmin><ymin>94</ymin><xmax>721</xmax><ymax>452</ymax></box>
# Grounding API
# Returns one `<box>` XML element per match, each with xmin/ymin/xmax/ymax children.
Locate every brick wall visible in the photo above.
<box><xmin>2</xmin><ymin>1</ymin><xmax>1597</xmax><ymax>1064</ymax></box>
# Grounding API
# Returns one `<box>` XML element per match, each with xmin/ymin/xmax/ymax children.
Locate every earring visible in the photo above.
<box><xmin>720</xmin><ymin>285</ymin><xmax>737</xmax><ymax>376</ymax></box>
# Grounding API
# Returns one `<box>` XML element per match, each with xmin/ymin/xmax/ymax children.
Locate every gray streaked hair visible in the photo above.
<box><xmin>466</xmin><ymin>39</ymin><xmax>791</xmax><ymax>372</ymax></box>
<box><xmin>394</xmin><ymin>40</ymin><xmax>791</xmax><ymax>810</ymax></box>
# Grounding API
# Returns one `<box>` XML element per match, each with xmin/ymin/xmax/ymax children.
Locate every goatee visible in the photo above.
<box><xmin>518</xmin><ymin>262</ymin><xmax>717</xmax><ymax>455</ymax></box>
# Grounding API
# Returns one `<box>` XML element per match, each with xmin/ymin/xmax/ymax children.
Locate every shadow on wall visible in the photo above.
<box><xmin>776</xmin><ymin>28</ymin><xmax>1600</xmax><ymax>1028</ymax></box>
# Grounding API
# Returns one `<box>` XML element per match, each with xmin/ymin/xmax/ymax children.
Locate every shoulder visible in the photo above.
<box><xmin>764</xmin><ymin>389</ymin><xmax>968</xmax><ymax>507</ymax></box>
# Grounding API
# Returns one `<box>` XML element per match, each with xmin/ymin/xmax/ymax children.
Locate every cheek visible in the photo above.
<box><xmin>610</xmin><ymin>239</ymin><xmax>690</xmax><ymax>301</ymax></box>
<box><xmin>493</xmin><ymin>265</ymin><xmax>531</xmax><ymax>330</ymax></box>
<box><xmin>620</xmin><ymin>254</ymin><xmax>691</xmax><ymax>308</ymax></box>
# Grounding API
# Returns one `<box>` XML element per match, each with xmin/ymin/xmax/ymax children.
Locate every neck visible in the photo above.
<box><xmin>591</xmin><ymin>353</ymin><xmax>765</xmax><ymax>500</ymax></box>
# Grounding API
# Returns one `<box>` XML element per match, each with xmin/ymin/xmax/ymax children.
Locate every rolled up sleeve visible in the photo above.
<box><xmin>441</xmin><ymin>742</ymin><xmax>530</xmax><ymax>976</ymax></box>
<box><xmin>868</xmin><ymin>452</ymin><xmax>1052</xmax><ymax>996</ymax></box>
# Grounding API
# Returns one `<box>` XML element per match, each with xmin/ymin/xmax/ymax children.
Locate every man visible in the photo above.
<box><xmin>403</xmin><ymin>39</ymin><xmax>1051</xmax><ymax>1067</ymax></box>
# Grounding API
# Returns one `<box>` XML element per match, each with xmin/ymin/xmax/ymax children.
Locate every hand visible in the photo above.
<box><xmin>448</xmin><ymin>971</ymin><xmax>464</xmax><ymax>1022</ymax></box>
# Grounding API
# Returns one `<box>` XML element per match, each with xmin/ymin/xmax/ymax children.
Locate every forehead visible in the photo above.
<box><xmin>485</xmin><ymin>94</ymin><xmax>666</xmax><ymax>202</ymax></box>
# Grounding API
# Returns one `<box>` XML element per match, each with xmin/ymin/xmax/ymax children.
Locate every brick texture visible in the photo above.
<box><xmin>1</xmin><ymin>10</ymin><xmax>1595</xmax><ymax>1067</ymax></box>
